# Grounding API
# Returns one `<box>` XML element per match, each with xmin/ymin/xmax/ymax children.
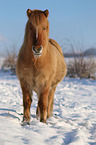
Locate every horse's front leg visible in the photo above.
<box><xmin>20</xmin><ymin>80</ymin><xmax>32</xmax><ymax>124</ymax></box>
<box><xmin>38</xmin><ymin>86</ymin><xmax>50</xmax><ymax>123</ymax></box>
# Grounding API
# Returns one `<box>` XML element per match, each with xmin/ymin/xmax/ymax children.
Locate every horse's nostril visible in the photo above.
<box><xmin>32</xmin><ymin>46</ymin><xmax>35</xmax><ymax>52</ymax></box>
<box><xmin>40</xmin><ymin>45</ymin><xmax>42</xmax><ymax>49</ymax></box>
<box><xmin>38</xmin><ymin>46</ymin><xmax>42</xmax><ymax>51</ymax></box>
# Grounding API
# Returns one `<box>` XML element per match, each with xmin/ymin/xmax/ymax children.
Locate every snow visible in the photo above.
<box><xmin>0</xmin><ymin>71</ymin><xmax>96</xmax><ymax>145</ymax></box>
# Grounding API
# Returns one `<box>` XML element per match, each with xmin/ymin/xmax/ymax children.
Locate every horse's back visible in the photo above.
<box><xmin>49</xmin><ymin>38</ymin><xmax>67</xmax><ymax>86</ymax></box>
<box><xmin>49</xmin><ymin>39</ymin><xmax>63</xmax><ymax>57</ymax></box>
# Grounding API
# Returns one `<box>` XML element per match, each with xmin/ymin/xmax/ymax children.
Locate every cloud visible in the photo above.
<box><xmin>0</xmin><ymin>34</ymin><xmax>6</xmax><ymax>42</ymax></box>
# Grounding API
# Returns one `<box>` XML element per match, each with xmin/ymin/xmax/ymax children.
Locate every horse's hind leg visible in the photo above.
<box><xmin>20</xmin><ymin>80</ymin><xmax>32</xmax><ymax>124</ymax></box>
<box><xmin>47</xmin><ymin>87</ymin><xmax>56</xmax><ymax>119</ymax></box>
<box><xmin>36</xmin><ymin>105</ymin><xmax>40</xmax><ymax>119</ymax></box>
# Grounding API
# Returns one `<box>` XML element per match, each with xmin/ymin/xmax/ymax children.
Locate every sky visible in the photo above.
<box><xmin>0</xmin><ymin>0</ymin><xmax>96</xmax><ymax>53</ymax></box>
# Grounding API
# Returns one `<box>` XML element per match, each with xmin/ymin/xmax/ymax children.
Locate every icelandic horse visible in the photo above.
<box><xmin>16</xmin><ymin>9</ymin><xmax>67</xmax><ymax>124</ymax></box>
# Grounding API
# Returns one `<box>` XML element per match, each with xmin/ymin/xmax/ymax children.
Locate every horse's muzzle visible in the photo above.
<box><xmin>32</xmin><ymin>45</ymin><xmax>43</xmax><ymax>57</ymax></box>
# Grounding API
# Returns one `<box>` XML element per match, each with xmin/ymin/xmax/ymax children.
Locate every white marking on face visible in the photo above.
<box><xmin>36</xmin><ymin>28</ymin><xmax>38</xmax><ymax>40</ymax></box>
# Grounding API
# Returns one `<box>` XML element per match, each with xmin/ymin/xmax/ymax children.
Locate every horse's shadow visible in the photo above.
<box><xmin>0</xmin><ymin>108</ymin><xmax>20</xmax><ymax>121</ymax></box>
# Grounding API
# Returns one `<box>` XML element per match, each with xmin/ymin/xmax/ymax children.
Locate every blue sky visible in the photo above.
<box><xmin>0</xmin><ymin>0</ymin><xmax>96</xmax><ymax>53</ymax></box>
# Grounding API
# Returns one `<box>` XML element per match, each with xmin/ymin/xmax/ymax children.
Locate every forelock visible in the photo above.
<box><xmin>29</xmin><ymin>10</ymin><xmax>47</xmax><ymax>26</ymax></box>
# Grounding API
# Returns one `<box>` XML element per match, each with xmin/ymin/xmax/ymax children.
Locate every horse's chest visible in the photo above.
<box><xmin>21</xmin><ymin>62</ymin><xmax>53</xmax><ymax>92</ymax></box>
<box><xmin>24</xmin><ymin>70</ymin><xmax>48</xmax><ymax>92</ymax></box>
<box><xmin>32</xmin><ymin>72</ymin><xmax>46</xmax><ymax>92</ymax></box>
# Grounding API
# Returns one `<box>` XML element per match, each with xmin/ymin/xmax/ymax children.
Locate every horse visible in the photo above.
<box><xmin>16</xmin><ymin>9</ymin><xmax>67</xmax><ymax>124</ymax></box>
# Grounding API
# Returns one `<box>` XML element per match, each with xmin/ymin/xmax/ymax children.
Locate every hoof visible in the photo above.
<box><xmin>21</xmin><ymin>120</ymin><xmax>30</xmax><ymax>126</ymax></box>
<box><xmin>21</xmin><ymin>117</ymin><xmax>30</xmax><ymax>126</ymax></box>
<box><xmin>40</xmin><ymin>118</ymin><xmax>46</xmax><ymax>123</ymax></box>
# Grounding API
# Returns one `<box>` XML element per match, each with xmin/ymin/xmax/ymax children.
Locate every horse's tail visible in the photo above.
<box><xmin>49</xmin><ymin>38</ymin><xmax>64</xmax><ymax>57</ymax></box>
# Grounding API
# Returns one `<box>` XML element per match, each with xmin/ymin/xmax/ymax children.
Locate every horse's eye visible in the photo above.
<box><xmin>43</xmin><ymin>27</ymin><xmax>46</xmax><ymax>30</ymax></box>
<box><xmin>30</xmin><ymin>27</ymin><xmax>32</xmax><ymax>30</ymax></box>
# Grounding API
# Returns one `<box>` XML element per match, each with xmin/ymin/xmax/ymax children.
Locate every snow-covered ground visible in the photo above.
<box><xmin>0</xmin><ymin>71</ymin><xmax>96</xmax><ymax>145</ymax></box>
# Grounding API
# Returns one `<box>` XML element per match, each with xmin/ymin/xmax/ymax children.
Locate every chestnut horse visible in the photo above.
<box><xmin>16</xmin><ymin>9</ymin><xmax>67</xmax><ymax>124</ymax></box>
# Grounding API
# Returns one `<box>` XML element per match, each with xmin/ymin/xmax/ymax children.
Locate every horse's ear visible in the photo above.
<box><xmin>27</xmin><ymin>9</ymin><xmax>33</xmax><ymax>18</ymax></box>
<box><xmin>43</xmin><ymin>9</ymin><xmax>49</xmax><ymax>18</ymax></box>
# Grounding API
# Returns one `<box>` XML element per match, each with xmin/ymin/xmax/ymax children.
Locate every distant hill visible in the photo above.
<box><xmin>64</xmin><ymin>48</ymin><xmax>96</xmax><ymax>57</ymax></box>
<box><xmin>84</xmin><ymin>48</ymin><xmax>96</xmax><ymax>56</ymax></box>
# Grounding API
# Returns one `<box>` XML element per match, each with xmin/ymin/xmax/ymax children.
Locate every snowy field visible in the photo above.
<box><xmin>0</xmin><ymin>71</ymin><xmax>96</xmax><ymax>145</ymax></box>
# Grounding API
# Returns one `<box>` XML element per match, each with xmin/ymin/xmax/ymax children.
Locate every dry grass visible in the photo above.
<box><xmin>2</xmin><ymin>45</ymin><xmax>17</xmax><ymax>73</ymax></box>
<box><xmin>67</xmin><ymin>56</ymin><xmax>96</xmax><ymax>79</ymax></box>
<box><xmin>65</xmin><ymin>41</ymin><xmax>96</xmax><ymax>79</ymax></box>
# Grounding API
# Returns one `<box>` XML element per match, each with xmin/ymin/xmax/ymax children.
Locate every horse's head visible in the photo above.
<box><xmin>26</xmin><ymin>9</ymin><xmax>49</xmax><ymax>58</ymax></box>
